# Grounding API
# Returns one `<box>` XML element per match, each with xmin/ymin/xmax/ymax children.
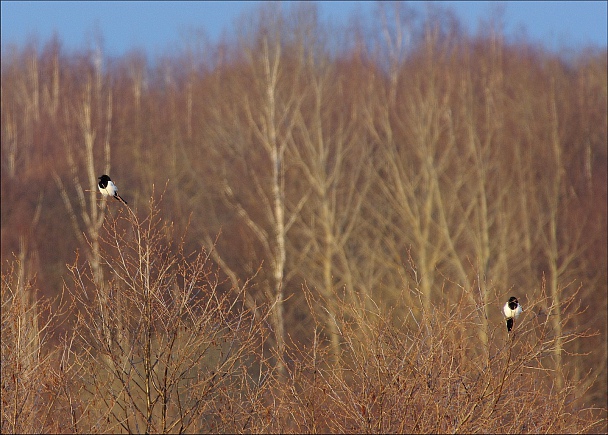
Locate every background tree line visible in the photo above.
<box><xmin>2</xmin><ymin>3</ymin><xmax>606</xmax><ymax>432</ymax></box>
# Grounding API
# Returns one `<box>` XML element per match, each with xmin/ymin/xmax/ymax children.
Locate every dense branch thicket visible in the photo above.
<box><xmin>2</xmin><ymin>3</ymin><xmax>606</xmax><ymax>433</ymax></box>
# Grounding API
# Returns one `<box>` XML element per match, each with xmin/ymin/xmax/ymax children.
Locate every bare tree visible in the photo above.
<box><xmin>194</xmin><ymin>9</ymin><xmax>309</xmax><ymax>385</ymax></box>
<box><xmin>366</xmin><ymin>19</ymin><xmax>473</xmax><ymax>317</ymax></box>
<box><xmin>52</xmin><ymin>49</ymin><xmax>113</xmax><ymax>289</ymax></box>
<box><xmin>286</xmin><ymin>49</ymin><xmax>376</xmax><ymax>369</ymax></box>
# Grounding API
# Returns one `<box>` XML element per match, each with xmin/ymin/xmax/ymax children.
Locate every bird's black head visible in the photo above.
<box><xmin>98</xmin><ymin>174</ymin><xmax>111</xmax><ymax>182</ymax></box>
<box><xmin>508</xmin><ymin>296</ymin><xmax>519</xmax><ymax>309</ymax></box>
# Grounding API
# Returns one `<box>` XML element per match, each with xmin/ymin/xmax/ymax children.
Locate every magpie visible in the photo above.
<box><xmin>98</xmin><ymin>174</ymin><xmax>127</xmax><ymax>204</ymax></box>
<box><xmin>503</xmin><ymin>296</ymin><xmax>522</xmax><ymax>332</ymax></box>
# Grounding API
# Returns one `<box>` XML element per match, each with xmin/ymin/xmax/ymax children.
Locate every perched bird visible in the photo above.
<box><xmin>503</xmin><ymin>296</ymin><xmax>522</xmax><ymax>332</ymax></box>
<box><xmin>98</xmin><ymin>174</ymin><xmax>127</xmax><ymax>205</ymax></box>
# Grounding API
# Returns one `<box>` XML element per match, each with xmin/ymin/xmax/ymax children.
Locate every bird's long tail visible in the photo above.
<box><xmin>115</xmin><ymin>194</ymin><xmax>128</xmax><ymax>205</ymax></box>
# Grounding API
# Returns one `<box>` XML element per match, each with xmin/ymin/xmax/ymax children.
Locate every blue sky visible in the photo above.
<box><xmin>2</xmin><ymin>1</ymin><xmax>606</xmax><ymax>58</ymax></box>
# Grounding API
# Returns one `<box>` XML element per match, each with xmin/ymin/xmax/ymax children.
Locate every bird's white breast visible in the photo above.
<box><xmin>503</xmin><ymin>303</ymin><xmax>522</xmax><ymax>319</ymax></box>
<box><xmin>100</xmin><ymin>181</ymin><xmax>117</xmax><ymax>197</ymax></box>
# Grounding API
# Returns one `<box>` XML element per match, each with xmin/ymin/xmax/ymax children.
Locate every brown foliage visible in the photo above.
<box><xmin>1</xmin><ymin>3</ymin><xmax>606</xmax><ymax>432</ymax></box>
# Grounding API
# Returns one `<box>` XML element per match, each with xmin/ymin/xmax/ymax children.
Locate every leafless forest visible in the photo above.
<box><xmin>2</xmin><ymin>3</ymin><xmax>607</xmax><ymax>433</ymax></box>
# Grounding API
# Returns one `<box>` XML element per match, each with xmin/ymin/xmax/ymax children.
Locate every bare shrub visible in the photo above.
<box><xmin>1</xmin><ymin>259</ymin><xmax>69</xmax><ymax>433</ymax></box>
<box><xmin>62</xmin><ymin>194</ymin><xmax>268</xmax><ymax>433</ymax></box>
<box><xmin>273</xmin><ymin>282</ymin><xmax>606</xmax><ymax>433</ymax></box>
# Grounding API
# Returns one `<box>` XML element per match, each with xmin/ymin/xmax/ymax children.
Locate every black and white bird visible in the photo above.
<box><xmin>503</xmin><ymin>296</ymin><xmax>522</xmax><ymax>332</ymax></box>
<box><xmin>98</xmin><ymin>174</ymin><xmax>127</xmax><ymax>205</ymax></box>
